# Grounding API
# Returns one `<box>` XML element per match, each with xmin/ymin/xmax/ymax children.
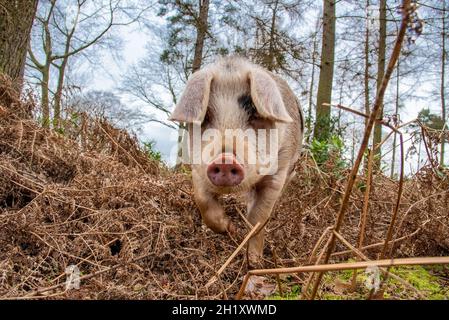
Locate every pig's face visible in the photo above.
<box><xmin>192</xmin><ymin>81</ymin><xmax>271</xmax><ymax>194</ymax></box>
<box><xmin>171</xmin><ymin>58</ymin><xmax>293</xmax><ymax>194</ymax></box>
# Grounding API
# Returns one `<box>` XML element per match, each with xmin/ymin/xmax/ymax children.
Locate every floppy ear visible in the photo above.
<box><xmin>248</xmin><ymin>69</ymin><xmax>293</xmax><ymax>123</ymax></box>
<box><xmin>169</xmin><ymin>70</ymin><xmax>213</xmax><ymax>123</ymax></box>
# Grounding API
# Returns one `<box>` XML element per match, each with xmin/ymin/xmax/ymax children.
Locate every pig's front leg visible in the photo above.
<box><xmin>246</xmin><ymin>169</ymin><xmax>289</xmax><ymax>267</ymax></box>
<box><xmin>192</xmin><ymin>174</ymin><xmax>232</xmax><ymax>234</ymax></box>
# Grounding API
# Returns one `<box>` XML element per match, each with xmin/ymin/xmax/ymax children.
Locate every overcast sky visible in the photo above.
<box><xmin>79</xmin><ymin>20</ymin><xmax>178</xmax><ymax>164</ymax></box>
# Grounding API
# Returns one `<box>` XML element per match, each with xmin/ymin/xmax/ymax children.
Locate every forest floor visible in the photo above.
<box><xmin>1</xmin><ymin>80</ymin><xmax>448</xmax><ymax>300</ymax></box>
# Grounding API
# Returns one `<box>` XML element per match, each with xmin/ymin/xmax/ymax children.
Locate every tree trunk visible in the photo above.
<box><xmin>373</xmin><ymin>0</ymin><xmax>387</xmax><ymax>169</ymax></box>
<box><xmin>53</xmin><ymin>59</ymin><xmax>68</xmax><ymax>129</ymax></box>
<box><xmin>41</xmin><ymin>66</ymin><xmax>50</xmax><ymax>128</ymax></box>
<box><xmin>191</xmin><ymin>0</ymin><xmax>210</xmax><ymax>73</ymax></box>
<box><xmin>54</xmin><ymin>24</ymin><xmax>75</xmax><ymax>129</ymax></box>
<box><xmin>266</xmin><ymin>0</ymin><xmax>279</xmax><ymax>71</ymax></box>
<box><xmin>0</xmin><ymin>0</ymin><xmax>38</xmax><ymax>91</ymax></box>
<box><xmin>178</xmin><ymin>0</ymin><xmax>209</xmax><ymax>166</ymax></box>
<box><xmin>364</xmin><ymin>0</ymin><xmax>371</xmax><ymax>122</ymax></box>
<box><xmin>351</xmin><ymin>122</ymin><xmax>356</xmax><ymax>166</ymax></box>
<box><xmin>40</xmin><ymin>21</ymin><xmax>52</xmax><ymax>128</ymax></box>
<box><xmin>363</xmin><ymin>0</ymin><xmax>371</xmax><ymax>171</ymax></box>
<box><xmin>314</xmin><ymin>0</ymin><xmax>336</xmax><ymax>142</ymax></box>
<box><xmin>53</xmin><ymin>27</ymin><xmax>75</xmax><ymax>129</ymax></box>
<box><xmin>337</xmin><ymin>80</ymin><xmax>343</xmax><ymax>132</ymax></box>
<box><xmin>390</xmin><ymin>59</ymin><xmax>400</xmax><ymax>179</ymax></box>
<box><xmin>307</xmin><ymin>25</ymin><xmax>319</xmax><ymax>143</ymax></box>
<box><xmin>35</xmin><ymin>1</ymin><xmax>54</xmax><ymax>128</ymax></box>
<box><xmin>441</xmin><ymin>1</ymin><xmax>447</xmax><ymax>167</ymax></box>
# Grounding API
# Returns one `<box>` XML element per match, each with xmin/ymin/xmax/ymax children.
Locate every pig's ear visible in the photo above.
<box><xmin>169</xmin><ymin>70</ymin><xmax>213</xmax><ymax>123</ymax></box>
<box><xmin>248</xmin><ymin>70</ymin><xmax>293</xmax><ymax>123</ymax></box>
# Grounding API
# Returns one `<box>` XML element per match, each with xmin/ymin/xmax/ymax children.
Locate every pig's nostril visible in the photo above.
<box><xmin>207</xmin><ymin>154</ymin><xmax>244</xmax><ymax>187</ymax></box>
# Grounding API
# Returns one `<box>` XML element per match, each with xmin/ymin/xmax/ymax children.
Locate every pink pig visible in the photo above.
<box><xmin>170</xmin><ymin>56</ymin><xmax>303</xmax><ymax>266</ymax></box>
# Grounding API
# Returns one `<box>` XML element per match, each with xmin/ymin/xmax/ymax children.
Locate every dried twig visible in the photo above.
<box><xmin>309</xmin><ymin>0</ymin><xmax>413</xmax><ymax>299</ymax></box>
<box><xmin>236</xmin><ymin>256</ymin><xmax>449</xmax><ymax>299</ymax></box>
<box><xmin>332</xmin><ymin>231</ymin><xmax>426</xmax><ymax>299</ymax></box>
<box><xmin>351</xmin><ymin>147</ymin><xmax>375</xmax><ymax>289</ymax></box>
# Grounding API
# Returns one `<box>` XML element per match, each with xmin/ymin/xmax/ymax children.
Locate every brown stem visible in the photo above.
<box><xmin>309</xmin><ymin>0</ymin><xmax>412</xmax><ymax>299</ymax></box>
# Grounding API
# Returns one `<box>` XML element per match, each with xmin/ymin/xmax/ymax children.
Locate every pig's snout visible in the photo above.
<box><xmin>207</xmin><ymin>154</ymin><xmax>244</xmax><ymax>187</ymax></box>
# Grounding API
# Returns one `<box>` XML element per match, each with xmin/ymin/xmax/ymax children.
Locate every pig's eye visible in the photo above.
<box><xmin>202</xmin><ymin>109</ymin><xmax>212</xmax><ymax>126</ymax></box>
<box><xmin>238</xmin><ymin>94</ymin><xmax>258</xmax><ymax>120</ymax></box>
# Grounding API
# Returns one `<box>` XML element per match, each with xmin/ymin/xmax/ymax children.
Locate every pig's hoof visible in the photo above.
<box><xmin>206</xmin><ymin>219</ymin><xmax>231</xmax><ymax>234</ymax></box>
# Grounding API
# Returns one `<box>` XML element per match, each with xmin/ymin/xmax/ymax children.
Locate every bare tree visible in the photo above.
<box><xmin>121</xmin><ymin>53</ymin><xmax>182</xmax><ymax>131</ymax></box>
<box><xmin>67</xmin><ymin>90</ymin><xmax>148</xmax><ymax>130</ymax></box>
<box><xmin>244</xmin><ymin>0</ymin><xmax>307</xmax><ymax>76</ymax></box>
<box><xmin>122</xmin><ymin>0</ymin><xmax>217</xmax><ymax>131</ymax></box>
<box><xmin>27</xmin><ymin>0</ymin><xmax>149</xmax><ymax>128</ymax></box>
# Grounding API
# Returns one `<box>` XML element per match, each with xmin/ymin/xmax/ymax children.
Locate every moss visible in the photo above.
<box><xmin>268</xmin><ymin>264</ymin><xmax>449</xmax><ymax>300</ymax></box>
<box><xmin>267</xmin><ymin>284</ymin><xmax>302</xmax><ymax>300</ymax></box>
<box><xmin>389</xmin><ymin>265</ymin><xmax>449</xmax><ymax>300</ymax></box>
<box><xmin>268</xmin><ymin>294</ymin><xmax>299</xmax><ymax>300</ymax></box>
<box><xmin>321</xmin><ymin>293</ymin><xmax>345</xmax><ymax>300</ymax></box>
<box><xmin>338</xmin><ymin>268</ymin><xmax>356</xmax><ymax>281</ymax></box>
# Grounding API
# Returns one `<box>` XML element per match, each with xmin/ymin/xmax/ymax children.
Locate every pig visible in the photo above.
<box><xmin>170</xmin><ymin>56</ymin><xmax>304</xmax><ymax>267</ymax></box>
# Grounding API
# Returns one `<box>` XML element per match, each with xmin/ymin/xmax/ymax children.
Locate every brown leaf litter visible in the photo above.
<box><xmin>0</xmin><ymin>79</ymin><xmax>448</xmax><ymax>299</ymax></box>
